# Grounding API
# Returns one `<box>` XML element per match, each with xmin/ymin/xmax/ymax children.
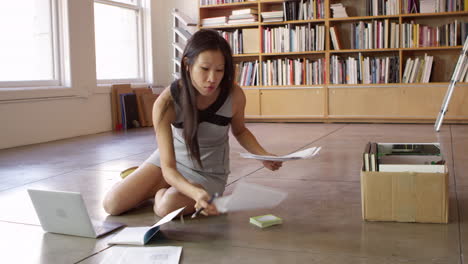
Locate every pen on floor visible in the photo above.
<box><xmin>191</xmin><ymin>192</ymin><xmax>219</xmax><ymax>219</ymax></box>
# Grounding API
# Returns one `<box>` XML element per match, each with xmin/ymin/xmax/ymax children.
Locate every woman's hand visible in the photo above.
<box><xmin>193</xmin><ymin>188</ymin><xmax>219</xmax><ymax>216</ymax></box>
<box><xmin>262</xmin><ymin>160</ymin><xmax>283</xmax><ymax>171</ymax></box>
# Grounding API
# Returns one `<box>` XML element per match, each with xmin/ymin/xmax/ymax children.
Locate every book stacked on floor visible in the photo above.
<box><xmin>362</xmin><ymin>142</ymin><xmax>445</xmax><ymax>173</ymax></box>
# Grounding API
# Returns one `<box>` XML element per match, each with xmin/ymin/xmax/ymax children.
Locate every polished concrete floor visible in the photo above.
<box><xmin>0</xmin><ymin>123</ymin><xmax>466</xmax><ymax>263</ymax></box>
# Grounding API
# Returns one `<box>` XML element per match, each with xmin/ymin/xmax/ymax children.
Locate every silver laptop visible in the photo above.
<box><xmin>27</xmin><ymin>189</ymin><xmax>125</xmax><ymax>238</ymax></box>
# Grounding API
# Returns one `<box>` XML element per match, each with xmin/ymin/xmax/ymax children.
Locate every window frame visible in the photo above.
<box><xmin>0</xmin><ymin>0</ymin><xmax>66</xmax><ymax>89</ymax></box>
<box><xmin>94</xmin><ymin>0</ymin><xmax>147</xmax><ymax>84</ymax></box>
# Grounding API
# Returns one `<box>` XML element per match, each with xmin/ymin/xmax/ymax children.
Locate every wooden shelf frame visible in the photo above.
<box><xmin>198</xmin><ymin>0</ymin><xmax>468</xmax><ymax>123</ymax></box>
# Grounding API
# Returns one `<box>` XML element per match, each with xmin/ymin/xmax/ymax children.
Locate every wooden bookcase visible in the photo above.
<box><xmin>199</xmin><ymin>0</ymin><xmax>468</xmax><ymax>123</ymax></box>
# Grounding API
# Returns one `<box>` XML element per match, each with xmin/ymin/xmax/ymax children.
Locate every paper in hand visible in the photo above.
<box><xmin>240</xmin><ymin>147</ymin><xmax>321</xmax><ymax>161</ymax></box>
<box><xmin>213</xmin><ymin>181</ymin><xmax>287</xmax><ymax>213</ymax></box>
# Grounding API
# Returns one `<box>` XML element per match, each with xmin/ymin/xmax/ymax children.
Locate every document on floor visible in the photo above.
<box><xmin>240</xmin><ymin>147</ymin><xmax>321</xmax><ymax>161</ymax></box>
<box><xmin>100</xmin><ymin>246</ymin><xmax>182</xmax><ymax>264</ymax></box>
<box><xmin>213</xmin><ymin>181</ymin><xmax>287</xmax><ymax>213</ymax></box>
<box><xmin>108</xmin><ymin>207</ymin><xmax>185</xmax><ymax>246</ymax></box>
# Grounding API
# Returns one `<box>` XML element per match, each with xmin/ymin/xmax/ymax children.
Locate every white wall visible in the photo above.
<box><xmin>0</xmin><ymin>0</ymin><xmax>199</xmax><ymax>149</ymax></box>
<box><xmin>152</xmin><ymin>0</ymin><xmax>198</xmax><ymax>86</ymax></box>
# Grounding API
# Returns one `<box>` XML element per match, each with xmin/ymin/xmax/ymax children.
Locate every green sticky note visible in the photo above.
<box><xmin>249</xmin><ymin>214</ymin><xmax>282</xmax><ymax>228</ymax></box>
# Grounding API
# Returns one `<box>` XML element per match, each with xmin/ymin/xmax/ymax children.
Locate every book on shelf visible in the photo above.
<box><xmin>329</xmin><ymin>26</ymin><xmax>341</xmax><ymax>50</ymax></box>
<box><xmin>262</xmin><ymin>58</ymin><xmax>324</xmax><ymax>86</ymax></box>
<box><xmin>227</xmin><ymin>18</ymin><xmax>257</xmax><ymax>25</ymax></box>
<box><xmin>367</xmin><ymin>0</ymin><xmax>399</xmax><ymax>15</ymax></box>
<box><xmin>242</xmin><ymin>28</ymin><xmax>259</xmax><ymax>54</ymax></box>
<box><xmin>219</xmin><ymin>29</ymin><xmax>243</xmax><ymax>54</ymax></box>
<box><xmin>402</xmin><ymin>54</ymin><xmax>434</xmax><ymax>83</ymax></box>
<box><xmin>201</xmin><ymin>16</ymin><xmax>227</xmax><ymax>26</ymax></box>
<box><xmin>403</xmin><ymin>0</ymin><xmax>466</xmax><ymax>13</ymax></box>
<box><xmin>261</xmin><ymin>11</ymin><xmax>284</xmax><ymax>22</ymax></box>
<box><xmin>262</xmin><ymin>24</ymin><xmax>325</xmax><ymax>53</ymax></box>
<box><xmin>330</xmin><ymin>3</ymin><xmax>348</xmax><ymax>18</ymax></box>
<box><xmin>232</xmin><ymin>8</ymin><xmax>258</xmax><ymax>15</ymax></box>
<box><xmin>236</xmin><ymin>61</ymin><xmax>258</xmax><ymax>86</ymax></box>
<box><xmin>420</xmin><ymin>0</ymin><xmax>437</xmax><ymax>13</ymax></box>
<box><xmin>229</xmin><ymin>13</ymin><xmax>258</xmax><ymax>20</ymax></box>
<box><xmin>330</xmin><ymin>55</ymin><xmax>399</xmax><ymax>84</ymax></box>
<box><xmin>200</xmin><ymin>0</ymin><xmax>245</xmax><ymax>5</ymax></box>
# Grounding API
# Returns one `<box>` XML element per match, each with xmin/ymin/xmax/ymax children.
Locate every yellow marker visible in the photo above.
<box><xmin>120</xmin><ymin>166</ymin><xmax>138</xmax><ymax>179</ymax></box>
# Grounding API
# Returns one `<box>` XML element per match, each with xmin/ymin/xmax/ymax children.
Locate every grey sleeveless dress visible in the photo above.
<box><xmin>145</xmin><ymin>81</ymin><xmax>232</xmax><ymax>195</ymax></box>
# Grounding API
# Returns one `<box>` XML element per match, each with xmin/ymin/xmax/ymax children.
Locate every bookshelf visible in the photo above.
<box><xmin>199</xmin><ymin>0</ymin><xmax>468</xmax><ymax>123</ymax></box>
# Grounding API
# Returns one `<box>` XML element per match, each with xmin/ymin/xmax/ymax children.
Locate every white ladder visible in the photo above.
<box><xmin>172</xmin><ymin>9</ymin><xmax>197</xmax><ymax>80</ymax></box>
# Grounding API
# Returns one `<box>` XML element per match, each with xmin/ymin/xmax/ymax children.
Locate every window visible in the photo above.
<box><xmin>94</xmin><ymin>0</ymin><xmax>148</xmax><ymax>84</ymax></box>
<box><xmin>0</xmin><ymin>0</ymin><xmax>63</xmax><ymax>88</ymax></box>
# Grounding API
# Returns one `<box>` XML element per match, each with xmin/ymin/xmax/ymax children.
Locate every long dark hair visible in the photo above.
<box><xmin>179</xmin><ymin>29</ymin><xmax>234</xmax><ymax>168</ymax></box>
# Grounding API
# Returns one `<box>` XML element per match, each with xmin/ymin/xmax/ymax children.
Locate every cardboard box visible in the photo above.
<box><xmin>360</xmin><ymin>169</ymin><xmax>449</xmax><ymax>223</ymax></box>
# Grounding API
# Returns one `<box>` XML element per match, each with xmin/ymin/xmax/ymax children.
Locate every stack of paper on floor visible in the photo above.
<box><xmin>100</xmin><ymin>246</ymin><xmax>182</xmax><ymax>264</ymax></box>
<box><xmin>214</xmin><ymin>181</ymin><xmax>287</xmax><ymax>213</ymax></box>
<box><xmin>108</xmin><ymin>207</ymin><xmax>184</xmax><ymax>245</ymax></box>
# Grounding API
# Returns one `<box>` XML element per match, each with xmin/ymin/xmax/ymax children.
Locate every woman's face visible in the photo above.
<box><xmin>188</xmin><ymin>49</ymin><xmax>225</xmax><ymax>97</ymax></box>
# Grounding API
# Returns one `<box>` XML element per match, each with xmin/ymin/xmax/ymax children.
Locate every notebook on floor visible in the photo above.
<box><xmin>27</xmin><ymin>189</ymin><xmax>125</xmax><ymax>238</ymax></box>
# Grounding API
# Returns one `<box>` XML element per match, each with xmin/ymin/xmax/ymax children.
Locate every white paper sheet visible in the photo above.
<box><xmin>240</xmin><ymin>147</ymin><xmax>321</xmax><ymax>161</ymax></box>
<box><xmin>213</xmin><ymin>181</ymin><xmax>287</xmax><ymax>213</ymax></box>
<box><xmin>100</xmin><ymin>246</ymin><xmax>182</xmax><ymax>264</ymax></box>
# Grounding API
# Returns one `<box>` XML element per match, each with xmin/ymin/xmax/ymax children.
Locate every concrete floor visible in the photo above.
<box><xmin>0</xmin><ymin>123</ymin><xmax>466</xmax><ymax>263</ymax></box>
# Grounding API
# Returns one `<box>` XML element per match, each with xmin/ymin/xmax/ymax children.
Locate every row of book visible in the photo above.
<box><xmin>366</xmin><ymin>0</ymin><xmax>399</xmax><ymax>16</ymax></box>
<box><xmin>362</xmin><ymin>142</ymin><xmax>445</xmax><ymax>173</ymax></box>
<box><xmin>218</xmin><ymin>28</ymin><xmax>259</xmax><ymax>54</ymax></box>
<box><xmin>349</xmin><ymin>20</ymin><xmax>401</xmax><ymax>50</ymax></box>
<box><xmin>262</xmin><ymin>58</ymin><xmax>325</xmax><ymax>86</ymax></box>
<box><xmin>262</xmin><ymin>24</ymin><xmax>325</xmax><ymax>53</ymax></box>
<box><xmin>403</xmin><ymin>0</ymin><xmax>468</xmax><ymax>13</ymax></box>
<box><xmin>402</xmin><ymin>54</ymin><xmax>434</xmax><ymax>83</ymax></box>
<box><xmin>202</xmin><ymin>10</ymin><xmax>258</xmax><ymax>26</ymax></box>
<box><xmin>329</xmin><ymin>55</ymin><xmax>399</xmax><ymax>84</ymax></box>
<box><xmin>401</xmin><ymin>21</ymin><xmax>467</xmax><ymax>48</ymax></box>
<box><xmin>200</xmin><ymin>0</ymin><xmax>466</xmax><ymax>13</ymax></box>
<box><xmin>281</xmin><ymin>0</ymin><xmax>325</xmax><ymax>20</ymax></box>
<box><xmin>200</xmin><ymin>0</ymin><xmax>251</xmax><ymax>5</ymax></box>
<box><xmin>235</xmin><ymin>61</ymin><xmax>259</xmax><ymax>86</ymax></box>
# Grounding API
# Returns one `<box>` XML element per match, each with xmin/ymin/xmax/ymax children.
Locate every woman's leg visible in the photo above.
<box><xmin>153</xmin><ymin>186</ymin><xmax>199</xmax><ymax>217</ymax></box>
<box><xmin>103</xmin><ymin>163</ymin><xmax>170</xmax><ymax>215</ymax></box>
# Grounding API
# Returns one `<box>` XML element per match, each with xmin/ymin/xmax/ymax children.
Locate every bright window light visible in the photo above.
<box><xmin>94</xmin><ymin>2</ymin><xmax>141</xmax><ymax>81</ymax></box>
<box><xmin>0</xmin><ymin>0</ymin><xmax>57</xmax><ymax>83</ymax></box>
